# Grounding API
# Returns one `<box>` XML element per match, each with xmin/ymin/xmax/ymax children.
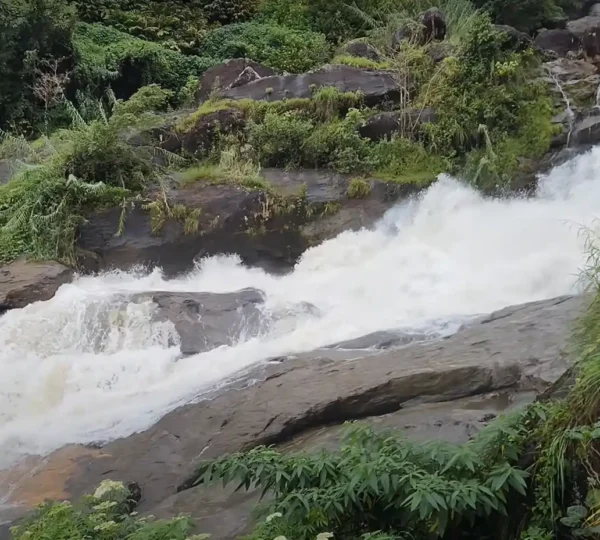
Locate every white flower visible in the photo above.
<box><xmin>266</xmin><ymin>512</ymin><xmax>283</xmax><ymax>523</ymax></box>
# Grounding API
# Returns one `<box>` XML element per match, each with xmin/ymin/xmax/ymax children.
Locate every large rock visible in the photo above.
<box><xmin>77</xmin><ymin>170</ymin><xmax>412</xmax><ymax>275</ymax></box>
<box><xmin>567</xmin><ymin>16</ymin><xmax>600</xmax><ymax>60</ymax></box>
<box><xmin>131</xmin><ymin>289</ymin><xmax>265</xmax><ymax>355</ymax></box>
<box><xmin>392</xmin><ymin>7</ymin><xmax>446</xmax><ymax>49</ymax></box>
<box><xmin>1</xmin><ymin>295</ymin><xmax>585</xmax><ymax>535</ymax></box>
<box><xmin>544</xmin><ymin>57</ymin><xmax>600</xmax><ymax>107</ymax></box>
<box><xmin>221</xmin><ymin>65</ymin><xmax>401</xmax><ymax>107</ymax></box>
<box><xmin>0</xmin><ymin>260</ymin><xmax>73</xmax><ymax>312</ymax></box>
<box><xmin>338</xmin><ymin>40</ymin><xmax>383</xmax><ymax>62</ymax></box>
<box><xmin>493</xmin><ymin>24</ymin><xmax>531</xmax><ymax>50</ymax></box>
<box><xmin>571</xmin><ymin>114</ymin><xmax>600</xmax><ymax>145</ymax></box>
<box><xmin>195</xmin><ymin>59</ymin><xmax>276</xmax><ymax>103</ymax></box>
<box><xmin>358</xmin><ymin>109</ymin><xmax>437</xmax><ymax>141</ymax></box>
<box><xmin>158</xmin><ymin>107</ymin><xmax>246</xmax><ymax>157</ymax></box>
<box><xmin>535</xmin><ymin>28</ymin><xmax>581</xmax><ymax>57</ymax></box>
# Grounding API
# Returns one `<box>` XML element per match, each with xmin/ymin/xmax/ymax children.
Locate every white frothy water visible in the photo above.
<box><xmin>2</xmin><ymin>147</ymin><xmax>600</xmax><ymax>467</ymax></box>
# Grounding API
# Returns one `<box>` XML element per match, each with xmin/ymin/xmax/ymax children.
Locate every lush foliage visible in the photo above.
<box><xmin>200</xmin><ymin>22</ymin><xmax>331</xmax><ymax>73</ymax></box>
<box><xmin>0</xmin><ymin>0</ymin><xmax>76</xmax><ymax>131</ymax></box>
<box><xmin>0</xmin><ymin>85</ymin><xmax>174</xmax><ymax>264</ymax></box>
<box><xmin>11</xmin><ymin>480</ymin><xmax>195</xmax><ymax>540</ymax></box>
<box><xmin>73</xmin><ymin>23</ymin><xmax>214</xmax><ymax>100</ymax></box>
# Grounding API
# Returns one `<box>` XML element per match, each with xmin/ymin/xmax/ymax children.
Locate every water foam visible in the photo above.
<box><xmin>2</xmin><ymin>146</ymin><xmax>600</xmax><ymax>466</ymax></box>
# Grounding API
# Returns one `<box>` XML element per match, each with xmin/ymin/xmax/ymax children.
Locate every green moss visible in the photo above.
<box><xmin>332</xmin><ymin>54</ymin><xmax>391</xmax><ymax>70</ymax></box>
<box><xmin>347</xmin><ymin>178</ymin><xmax>371</xmax><ymax>198</ymax></box>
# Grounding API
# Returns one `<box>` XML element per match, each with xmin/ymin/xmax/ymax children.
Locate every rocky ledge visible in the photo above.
<box><xmin>0</xmin><ymin>294</ymin><xmax>586</xmax><ymax>539</ymax></box>
<box><xmin>77</xmin><ymin>169</ymin><xmax>413</xmax><ymax>277</ymax></box>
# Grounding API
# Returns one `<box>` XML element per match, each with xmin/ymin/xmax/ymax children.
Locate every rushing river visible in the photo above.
<box><xmin>2</xmin><ymin>146</ymin><xmax>600</xmax><ymax>468</ymax></box>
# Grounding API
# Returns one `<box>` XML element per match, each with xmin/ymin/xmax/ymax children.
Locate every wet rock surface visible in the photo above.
<box><xmin>0</xmin><ymin>260</ymin><xmax>73</xmax><ymax>312</ymax></box>
<box><xmin>132</xmin><ymin>289</ymin><xmax>266</xmax><ymax>355</ymax></box>
<box><xmin>77</xmin><ymin>170</ymin><xmax>410</xmax><ymax>275</ymax></box>
<box><xmin>0</xmin><ymin>294</ymin><xmax>586</xmax><ymax>538</ymax></box>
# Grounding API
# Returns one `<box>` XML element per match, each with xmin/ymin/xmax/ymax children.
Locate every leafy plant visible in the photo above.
<box><xmin>347</xmin><ymin>178</ymin><xmax>371</xmax><ymax>198</ymax></box>
<box><xmin>200</xmin><ymin>22</ymin><xmax>331</xmax><ymax>73</ymax></box>
<box><xmin>11</xmin><ymin>480</ymin><xmax>194</xmax><ymax>540</ymax></box>
<box><xmin>191</xmin><ymin>420</ymin><xmax>535</xmax><ymax>540</ymax></box>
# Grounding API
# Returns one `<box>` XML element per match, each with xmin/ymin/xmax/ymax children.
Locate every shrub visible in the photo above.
<box><xmin>331</xmin><ymin>55</ymin><xmax>391</xmax><ymax>70</ymax></box>
<box><xmin>11</xmin><ymin>480</ymin><xmax>194</xmax><ymax>540</ymax></box>
<box><xmin>371</xmin><ymin>136</ymin><xmax>448</xmax><ymax>186</ymax></box>
<box><xmin>191</xmin><ymin>419</ymin><xmax>535</xmax><ymax>540</ymax></box>
<box><xmin>0</xmin><ymin>86</ymin><xmax>174</xmax><ymax>264</ymax></box>
<box><xmin>247</xmin><ymin>111</ymin><xmax>314</xmax><ymax>168</ymax></box>
<box><xmin>200</xmin><ymin>0</ymin><xmax>260</xmax><ymax>24</ymax></box>
<box><xmin>418</xmin><ymin>14</ymin><xmax>552</xmax><ymax>159</ymax></box>
<box><xmin>73</xmin><ymin>23</ymin><xmax>215</xmax><ymax>100</ymax></box>
<box><xmin>200</xmin><ymin>22</ymin><xmax>331</xmax><ymax>73</ymax></box>
<box><xmin>347</xmin><ymin>178</ymin><xmax>371</xmax><ymax>198</ymax></box>
<box><xmin>302</xmin><ymin>109</ymin><xmax>374</xmax><ymax>173</ymax></box>
<box><xmin>73</xmin><ymin>0</ymin><xmax>209</xmax><ymax>54</ymax></box>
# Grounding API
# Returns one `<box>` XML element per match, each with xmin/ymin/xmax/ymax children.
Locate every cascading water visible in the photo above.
<box><xmin>2</xmin><ymin>146</ymin><xmax>600</xmax><ymax>468</ymax></box>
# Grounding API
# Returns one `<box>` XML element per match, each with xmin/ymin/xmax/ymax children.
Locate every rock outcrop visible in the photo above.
<box><xmin>358</xmin><ymin>109</ymin><xmax>437</xmax><ymax>141</ymax></box>
<box><xmin>535</xmin><ymin>28</ymin><xmax>581</xmax><ymax>57</ymax></box>
<box><xmin>338</xmin><ymin>40</ymin><xmax>383</xmax><ymax>62</ymax></box>
<box><xmin>221</xmin><ymin>65</ymin><xmax>401</xmax><ymax>106</ymax></box>
<box><xmin>131</xmin><ymin>289</ymin><xmax>266</xmax><ymax>354</ymax></box>
<box><xmin>77</xmin><ymin>170</ymin><xmax>414</xmax><ymax>275</ymax></box>
<box><xmin>0</xmin><ymin>295</ymin><xmax>585</xmax><ymax>537</ymax></box>
<box><xmin>195</xmin><ymin>59</ymin><xmax>276</xmax><ymax>103</ymax></box>
<box><xmin>567</xmin><ymin>16</ymin><xmax>600</xmax><ymax>60</ymax></box>
<box><xmin>0</xmin><ymin>260</ymin><xmax>73</xmax><ymax>312</ymax></box>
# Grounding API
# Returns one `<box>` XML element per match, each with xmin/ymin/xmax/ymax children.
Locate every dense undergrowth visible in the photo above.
<box><xmin>0</xmin><ymin>0</ymin><xmax>567</xmax><ymax>264</ymax></box>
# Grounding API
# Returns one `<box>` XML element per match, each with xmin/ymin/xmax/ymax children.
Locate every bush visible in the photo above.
<box><xmin>347</xmin><ymin>178</ymin><xmax>371</xmax><ymax>198</ymax></box>
<box><xmin>418</xmin><ymin>14</ymin><xmax>552</xmax><ymax>160</ymax></box>
<box><xmin>247</xmin><ymin>111</ymin><xmax>314</xmax><ymax>167</ymax></box>
<box><xmin>192</xmin><ymin>419</ymin><xmax>535</xmax><ymax>540</ymax></box>
<box><xmin>11</xmin><ymin>480</ymin><xmax>194</xmax><ymax>540</ymax></box>
<box><xmin>72</xmin><ymin>0</ymin><xmax>209</xmax><ymax>54</ymax></box>
<box><xmin>200</xmin><ymin>22</ymin><xmax>331</xmax><ymax>73</ymax></box>
<box><xmin>200</xmin><ymin>0</ymin><xmax>260</xmax><ymax>24</ymax></box>
<box><xmin>372</xmin><ymin>136</ymin><xmax>448</xmax><ymax>185</ymax></box>
<box><xmin>0</xmin><ymin>86</ymin><xmax>174</xmax><ymax>264</ymax></box>
<box><xmin>73</xmin><ymin>23</ymin><xmax>215</xmax><ymax>100</ymax></box>
<box><xmin>302</xmin><ymin>109</ymin><xmax>374</xmax><ymax>173</ymax></box>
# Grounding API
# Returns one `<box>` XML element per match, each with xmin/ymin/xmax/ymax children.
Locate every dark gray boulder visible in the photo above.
<box><xmin>567</xmin><ymin>16</ymin><xmax>600</xmax><ymax>59</ymax></box>
<box><xmin>131</xmin><ymin>289</ymin><xmax>265</xmax><ymax>355</ymax></box>
<box><xmin>338</xmin><ymin>40</ymin><xmax>384</xmax><ymax>62</ymax></box>
<box><xmin>221</xmin><ymin>65</ymin><xmax>401</xmax><ymax>107</ymax></box>
<box><xmin>392</xmin><ymin>7</ymin><xmax>446</xmax><ymax>49</ymax></box>
<box><xmin>359</xmin><ymin>109</ymin><xmax>437</xmax><ymax>141</ymax></box>
<box><xmin>493</xmin><ymin>24</ymin><xmax>531</xmax><ymax>50</ymax></box>
<box><xmin>535</xmin><ymin>28</ymin><xmax>581</xmax><ymax>57</ymax></box>
<box><xmin>195</xmin><ymin>59</ymin><xmax>276</xmax><ymax>103</ymax></box>
<box><xmin>571</xmin><ymin>114</ymin><xmax>600</xmax><ymax>145</ymax></box>
<box><xmin>0</xmin><ymin>260</ymin><xmax>73</xmax><ymax>311</ymax></box>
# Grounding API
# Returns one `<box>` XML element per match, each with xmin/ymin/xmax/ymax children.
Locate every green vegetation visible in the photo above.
<box><xmin>0</xmin><ymin>85</ymin><xmax>175</xmax><ymax>264</ymax></box>
<box><xmin>0</xmin><ymin>0</ymin><xmax>564</xmax><ymax>262</ymax></box>
<box><xmin>11</xmin><ymin>480</ymin><xmax>195</xmax><ymax>540</ymax></box>
<box><xmin>347</xmin><ymin>178</ymin><xmax>371</xmax><ymax>198</ymax></box>
<box><xmin>200</xmin><ymin>22</ymin><xmax>331</xmax><ymax>73</ymax></box>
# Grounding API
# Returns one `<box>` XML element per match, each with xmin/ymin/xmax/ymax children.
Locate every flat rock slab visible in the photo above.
<box><xmin>0</xmin><ymin>260</ymin><xmax>73</xmax><ymax>311</ymax></box>
<box><xmin>221</xmin><ymin>65</ymin><xmax>401</xmax><ymax>106</ymax></box>
<box><xmin>0</xmin><ymin>294</ymin><xmax>586</xmax><ymax>536</ymax></box>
